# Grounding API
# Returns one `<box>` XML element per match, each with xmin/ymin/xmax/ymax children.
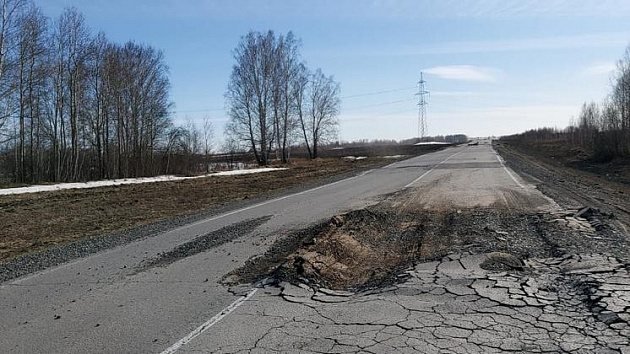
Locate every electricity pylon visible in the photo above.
<box><xmin>416</xmin><ymin>72</ymin><xmax>429</xmax><ymax>141</ymax></box>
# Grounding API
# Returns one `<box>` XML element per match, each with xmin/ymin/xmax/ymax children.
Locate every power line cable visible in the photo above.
<box><xmin>341</xmin><ymin>86</ymin><xmax>416</xmax><ymax>99</ymax></box>
<box><xmin>171</xmin><ymin>86</ymin><xmax>416</xmax><ymax>113</ymax></box>
<box><xmin>343</xmin><ymin>98</ymin><xmax>416</xmax><ymax>111</ymax></box>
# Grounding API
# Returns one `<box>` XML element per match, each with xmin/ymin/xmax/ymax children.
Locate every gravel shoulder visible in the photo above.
<box><xmin>494</xmin><ymin>141</ymin><xmax>630</xmax><ymax>236</ymax></box>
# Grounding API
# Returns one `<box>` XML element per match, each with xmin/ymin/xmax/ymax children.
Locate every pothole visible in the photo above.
<box><xmin>224</xmin><ymin>203</ymin><xmax>623</xmax><ymax>291</ymax></box>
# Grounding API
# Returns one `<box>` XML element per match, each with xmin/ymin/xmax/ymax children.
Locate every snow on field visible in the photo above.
<box><xmin>0</xmin><ymin>167</ymin><xmax>288</xmax><ymax>196</ymax></box>
<box><xmin>342</xmin><ymin>156</ymin><xmax>368</xmax><ymax>161</ymax></box>
<box><xmin>414</xmin><ymin>141</ymin><xmax>451</xmax><ymax>146</ymax></box>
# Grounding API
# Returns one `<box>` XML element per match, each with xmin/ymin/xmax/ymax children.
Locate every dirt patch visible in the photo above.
<box><xmin>280</xmin><ymin>209</ymin><xmax>422</xmax><ymax>290</ymax></box>
<box><xmin>225</xmin><ymin>208</ymin><xmax>422</xmax><ymax>290</ymax></box>
<box><xmin>225</xmin><ymin>202</ymin><xmax>629</xmax><ymax>291</ymax></box>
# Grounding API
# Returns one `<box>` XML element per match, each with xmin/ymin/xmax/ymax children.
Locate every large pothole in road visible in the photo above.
<box><xmin>224</xmin><ymin>204</ymin><xmax>627</xmax><ymax>291</ymax></box>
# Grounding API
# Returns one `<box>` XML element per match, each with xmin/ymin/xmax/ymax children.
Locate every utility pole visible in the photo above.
<box><xmin>416</xmin><ymin>72</ymin><xmax>429</xmax><ymax>141</ymax></box>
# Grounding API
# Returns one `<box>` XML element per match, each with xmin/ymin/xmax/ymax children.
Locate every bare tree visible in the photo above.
<box><xmin>225</xmin><ymin>30</ymin><xmax>341</xmax><ymax>164</ymax></box>
<box><xmin>577</xmin><ymin>101</ymin><xmax>599</xmax><ymax>149</ymax></box>
<box><xmin>300</xmin><ymin>68</ymin><xmax>340</xmax><ymax>159</ymax></box>
<box><xmin>202</xmin><ymin>115</ymin><xmax>214</xmax><ymax>171</ymax></box>
<box><xmin>100</xmin><ymin>41</ymin><xmax>171</xmax><ymax>178</ymax></box>
<box><xmin>58</xmin><ymin>7</ymin><xmax>91</xmax><ymax>180</ymax></box>
<box><xmin>0</xmin><ymin>0</ymin><xmax>26</xmax><ymax>133</ymax></box>
<box><xmin>163</xmin><ymin>125</ymin><xmax>186</xmax><ymax>175</ymax></box>
<box><xmin>14</xmin><ymin>3</ymin><xmax>47</xmax><ymax>183</ymax></box>
<box><xmin>183</xmin><ymin>116</ymin><xmax>201</xmax><ymax>155</ymax></box>
<box><xmin>613</xmin><ymin>47</ymin><xmax>630</xmax><ymax>156</ymax></box>
<box><xmin>225</xmin><ymin>30</ymin><xmax>278</xmax><ymax>166</ymax></box>
<box><xmin>85</xmin><ymin>31</ymin><xmax>108</xmax><ymax>179</ymax></box>
<box><xmin>271</xmin><ymin>32</ymin><xmax>300</xmax><ymax>163</ymax></box>
<box><xmin>293</xmin><ymin>63</ymin><xmax>310</xmax><ymax>157</ymax></box>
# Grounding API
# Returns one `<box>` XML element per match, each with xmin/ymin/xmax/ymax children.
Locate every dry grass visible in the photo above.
<box><xmin>0</xmin><ymin>158</ymin><xmax>389</xmax><ymax>262</ymax></box>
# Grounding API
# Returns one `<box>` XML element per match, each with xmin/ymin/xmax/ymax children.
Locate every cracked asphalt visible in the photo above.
<box><xmin>2</xmin><ymin>141</ymin><xmax>629</xmax><ymax>353</ymax></box>
<box><xmin>181</xmin><ymin>253</ymin><xmax>630</xmax><ymax>353</ymax></box>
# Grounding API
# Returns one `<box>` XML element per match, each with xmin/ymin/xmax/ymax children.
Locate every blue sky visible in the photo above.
<box><xmin>38</xmin><ymin>0</ymin><xmax>630</xmax><ymax>142</ymax></box>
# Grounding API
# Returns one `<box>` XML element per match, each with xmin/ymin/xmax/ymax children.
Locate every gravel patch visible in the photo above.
<box><xmin>135</xmin><ymin>215</ymin><xmax>272</xmax><ymax>273</ymax></box>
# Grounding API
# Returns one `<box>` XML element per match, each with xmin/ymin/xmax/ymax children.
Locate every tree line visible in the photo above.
<box><xmin>0</xmin><ymin>0</ymin><xmax>210</xmax><ymax>184</ymax></box>
<box><xmin>504</xmin><ymin>43</ymin><xmax>630</xmax><ymax>161</ymax></box>
<box><xmin>0</xmin><ymin>5</ymin><xmax>342</xmax><ymax>184</ymax></box>
<box><xmin>224</xmin><ymin>30</ymin><xmax>341</xmax><ymax>166</ymax></box>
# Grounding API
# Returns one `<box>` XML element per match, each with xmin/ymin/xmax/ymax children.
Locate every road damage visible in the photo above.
<box><xmin>208</xmin><ymin>144</ymin><xmax>630</xmax><ymax>354</ymax></box>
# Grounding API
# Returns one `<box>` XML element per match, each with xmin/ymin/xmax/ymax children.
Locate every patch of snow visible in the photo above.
<box><xmin>341</xmin><ymin>156</ymin><xmax>368</xmax><ymax>161</ymax></box>
<box><xmin>380</xmin><ymin>155</ymin><xmax>405</xmax><ymax>159</ymax></box>
<box><xmin>0</xmin><ymin>167</ymin><xmax>288</xmax><ymax>196</ymax></box>
<box><xmin>414</xmin><ymin>141</ymin><xmax>451</xmax><ymax>146</ymax></box>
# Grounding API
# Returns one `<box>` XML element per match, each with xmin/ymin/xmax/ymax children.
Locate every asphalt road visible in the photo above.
<box><xmin>0</xmin><ymin>142</ymin><xmax>553</xmax><ymax>354</ymax></box>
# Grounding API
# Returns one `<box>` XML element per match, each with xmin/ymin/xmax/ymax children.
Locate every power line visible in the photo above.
<box><xmin>343</xmin><ymin>98</ymin><xmax>416</xmax><ymax>112</ymax></box>
<box><xmin>341</xmin><ymin>86</ymin><xmax>416</xmax><ymax>99</ymax></box>
<box><xmin>171</xmin><ymin>86</ymin><xmax>416</xmax><ymax>114</ymax></box>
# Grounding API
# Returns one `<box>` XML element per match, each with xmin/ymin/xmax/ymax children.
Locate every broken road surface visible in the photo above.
<box><xmin>1</xmin><ymin>142</ymin><xmax>628</xmax><ymax>353</ymax></box>
<box><xmin>193</xmin><ymin>253</ymin><xmax>630</xmax><ymax>353</ymax></box>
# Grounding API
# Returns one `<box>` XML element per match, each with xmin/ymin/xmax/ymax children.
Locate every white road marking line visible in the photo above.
<box><xmin>404</xmin><ymin>148</ymin><xmax>466</xmax><ymax>188</ymax></box>
<box><xmin>184</xmin><ymin>170</ymin><xmax>371</xmax><ymax>229</ymax></box>
<box><xmin>494</xmin><ymin>151</ymin><xmax>526</xmax><ymax>189</ymax></box>
<box><xmin>160</xmin><ymin>288</ymin><xmax>258</xmax><ymax>354</ymax></box>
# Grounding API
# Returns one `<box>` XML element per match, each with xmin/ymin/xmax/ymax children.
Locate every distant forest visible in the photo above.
<box><xmin>503</xmin><ymin>44</ymin><xmax>630</xmax><ymax>161</ymax></box>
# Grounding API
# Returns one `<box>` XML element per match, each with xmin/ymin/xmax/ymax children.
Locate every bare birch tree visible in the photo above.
<box><xmin>225</xmin><ymin>30</ymin><xmax>277</xmax><ymax>166</ymax></box>
<box><xmin>15</xmin><ymin>3</ymin><xmax>47</xmax><ymax>182</ymax></box>
<box><xmin>271</xmin><ymin>32</ymin><xmax>300</xmax><ymax>163</ymax></box>
<box><xmin>202</xmin><ymin>115</ymin><xmax>213</xmax><ymax>171</ymax></box>
<box><xmin>0</xmin><ymin>0</ymin><xmax>26</xmax><ymax>134</ymax></box>
<box><xmin>300</xmin><ymin>68</ymin><xmax>340</xmax><ymax>159</ymax></box>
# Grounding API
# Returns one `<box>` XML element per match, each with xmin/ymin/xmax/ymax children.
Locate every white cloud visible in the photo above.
<box><xmin>581</xmin><ymin>62</ymin><xmax>616</xmax><ymax>76</ymax></box>
<box><xmin>423</xmin><ymin>65</ymin><xmax>502</xmax><ymax>83</ymax></box>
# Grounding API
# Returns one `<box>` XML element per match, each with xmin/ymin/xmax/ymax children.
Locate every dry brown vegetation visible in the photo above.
<box><xmin>0</xmin><ymin>158</ymin><xmax>389</xmax><ymax>262</ymax></box>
